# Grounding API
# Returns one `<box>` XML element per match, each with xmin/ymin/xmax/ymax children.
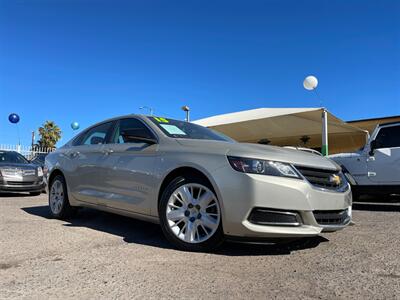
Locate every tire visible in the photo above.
<box><xmin>350</xmin><ymin>185</ymin><xmax>360</xmax><ymax>202</ymax></box>
<box><xmin>48</xmin><ymin>175</ymin><xmax>77</xmax><ymax>219</ymax></box>
<box><xmin>352</xmin><ymin>190</ymin><xmax>360</xmax><ymax>202</ymax></box>
<box><xmin>159</xmin><ymin>175</ymin><xmax>224</xmax><ymax>252</ymax></box>
<box><xmin>29</xmin><ymin>192</ymin><xmax>41</xmax><ymax>196</ymax></box>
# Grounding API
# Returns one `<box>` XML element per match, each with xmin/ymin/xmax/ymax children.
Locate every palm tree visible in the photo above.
<box><xmin>300</xmin><ymin>135</ymin><xmax>311</xmax><ymax>146</ymax></box>
<box><xmin>38</xmin><ymin>121</ymin><xmax>62</xmax><ymax>148</ymax></box>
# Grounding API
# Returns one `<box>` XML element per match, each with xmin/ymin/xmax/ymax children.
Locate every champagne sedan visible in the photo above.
<box><xmin>45</xmin><ymin>115</ymin><xmax>352</xmax><ymax>251</ymax></box>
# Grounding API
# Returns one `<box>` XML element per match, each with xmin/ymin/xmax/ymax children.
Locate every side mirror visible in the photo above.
<box><xmin>369</xmin><ymin>140</ymin><xmax>377</xmax><ymax>156</ymax></box>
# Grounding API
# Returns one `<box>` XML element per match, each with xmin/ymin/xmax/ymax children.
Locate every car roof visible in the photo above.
<box><xmin>378</xmin><ymin>121</ymin><xmax>400</xmax><ymax>127</ymax></box>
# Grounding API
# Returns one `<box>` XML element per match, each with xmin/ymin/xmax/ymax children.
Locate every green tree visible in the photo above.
<box><xmin>38</xmin><ymin>121</ymin><xmax>62</xmax><ymax>148</ymax></box>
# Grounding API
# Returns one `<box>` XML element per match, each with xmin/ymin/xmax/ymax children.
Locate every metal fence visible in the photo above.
<box><xmin>0</xmin><ymin>144</ymin><xmax>55</xmax><ymax>160</ymax></box>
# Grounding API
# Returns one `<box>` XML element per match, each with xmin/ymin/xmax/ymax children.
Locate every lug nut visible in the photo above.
<box><xmin>184</xmin><ymin>210</ymin><xmax>190</xmax><ymax>217</ymax></box>
<box><xmin>197</xmin><ymin>213</ymin><xmax>202</xmax><ymax>219</ymax></box>
<box><xmin>188</xmin><ymin>203</ymin><xmax>194</xmax><ymax>209</ymax></box>
<box><xmin>195</xmin><ymin>204</ymin><xmax>201</xmax><ymax>210</ymax></box>
<box><xmin>189</xmin><ymin>217</ymin><xmax>196</xmax><ymax>222</ymax></box>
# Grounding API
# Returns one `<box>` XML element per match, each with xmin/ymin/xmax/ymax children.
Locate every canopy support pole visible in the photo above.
<box><xmin>322</xmin><ymin>108</ymin><xmax>328</xmax><ymax>156</ymax></box>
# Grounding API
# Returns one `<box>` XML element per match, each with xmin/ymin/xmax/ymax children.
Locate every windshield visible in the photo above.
<box><xmin>148</xmin><ymin>117</ymin><xmax>235</xmax><ymax>142</ymax></box>
<box><xmin>0</xmin><ymin>151</ymin><xmax>29</xmax><ymax>164</ymax></box>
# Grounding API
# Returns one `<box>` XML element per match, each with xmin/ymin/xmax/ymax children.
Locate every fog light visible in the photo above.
<box><xmin>248</xmin><ymin>208</ymin><xmax>302</xmax><ymax>226</ymax></box>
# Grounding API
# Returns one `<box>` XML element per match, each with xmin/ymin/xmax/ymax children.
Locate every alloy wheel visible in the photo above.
<box><xmin>166</xmin><ymin>183</ymin><xmax>221</xmax><ymax>244</ymax></box>
<box><xmin>50</xmin><ymin>179</ymin><xmax>64</xmax><ymax>215</ymax></box>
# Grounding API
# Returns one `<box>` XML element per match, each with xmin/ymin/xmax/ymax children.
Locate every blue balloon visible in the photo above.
<box><xmin>8</xmin><ymin>113</ymin><xmax>20</xmax><ymax>124</ymax></box>
<box><xmin>71</xmin><ymin>121</ymin><xmax>80</xmax><ymax>130</ymax></box>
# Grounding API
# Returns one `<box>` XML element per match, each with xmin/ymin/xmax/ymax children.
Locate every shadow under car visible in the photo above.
<box><xmin>21</xmin><ymin>205</ymin><xmax>329</xmax><ymax>256</ymax></box>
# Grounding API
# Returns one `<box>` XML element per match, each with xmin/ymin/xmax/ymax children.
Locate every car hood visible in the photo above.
<box><xmin>175</xmin><ymin>139</ymin><xmax>339</xmax><ymax>170</ymax></box>
<box><xmin>0</xmin><ymin>162</ymin><xmax>38</xmax><ymax>170</ymax></box>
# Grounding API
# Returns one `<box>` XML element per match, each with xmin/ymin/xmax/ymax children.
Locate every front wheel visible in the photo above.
<box><xmin>159</xmin><ymin>176</ymin><xmax>224</xmax><ymax>252</ymax></box>
<box><xmin>49</xmin><ymin>175</ymin><xmax>76</xmax><ymax>219</ymax></box>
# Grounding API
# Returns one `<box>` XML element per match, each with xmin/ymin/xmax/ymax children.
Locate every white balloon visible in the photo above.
<box><xmin>303</xmin><ymin>75</ymin><xmax>318</xmax><ymax>90</ymax></box>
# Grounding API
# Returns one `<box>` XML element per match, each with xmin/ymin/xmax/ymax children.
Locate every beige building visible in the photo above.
<box><xmin>194</xmin><ymin>108</ymin><xmax>396</xmax><ymax>154</ymax></box>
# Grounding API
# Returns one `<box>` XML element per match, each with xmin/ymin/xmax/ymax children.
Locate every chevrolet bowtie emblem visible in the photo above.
<box><xmin>330</xmin><ymin>174</ymin><xmax>341</xmax><ymax>185</ymax></box>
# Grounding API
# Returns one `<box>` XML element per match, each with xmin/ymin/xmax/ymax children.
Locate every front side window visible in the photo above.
<box><xmin>111</xmin><ymin>118</ymin><xmax>156</xmax><ymax>144</ymax></box>
<box><xmin>374</xmin><ymin>125</ymin><xmax>400</xmax><ymax>149</ymax></box>
<box><xmin>80</xmin><ymin>122</ymin><xmax>113</xmax><ymax>145</ymax></box>
<box><xmin>148</xmin><ymin>117</ymin><xmax>235</xmax><ymax>142</ymax></box>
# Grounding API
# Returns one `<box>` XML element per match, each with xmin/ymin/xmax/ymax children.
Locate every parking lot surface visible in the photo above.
<box><xmin>1</xmin><ymin>194</ymin><xmax>399</xmax><ymax>299</ymax></box>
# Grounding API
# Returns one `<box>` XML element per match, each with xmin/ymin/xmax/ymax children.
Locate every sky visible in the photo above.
<box><xmin>0</xmin><ymin>0</ymin><xmax>399</xmax><ymax>146</ymax></box>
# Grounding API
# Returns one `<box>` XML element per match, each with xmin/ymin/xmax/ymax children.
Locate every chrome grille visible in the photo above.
<box><xmin>6</xmin><ymin>181</ymin><xmax>36</xmax><ymax>186</ymax></box>
<box><xmin>313</xmin><ymin>209</ymin><xmax>350</xmax><ymax>226</ymax></box>
<box><xmin>1</xmin><ymin>168</ymin><xmax>35</xmax><ymax>176</ymax></box>
<box><xmin>295</xmin><ymin>166</ymin><xmax>347</xmax><ymax>191</ymax></box>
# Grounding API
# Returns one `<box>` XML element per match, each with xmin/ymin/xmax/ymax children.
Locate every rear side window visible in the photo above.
<box><xmin>76</xmin><ymin>122</ymin><xmax>113</xmax><ymax>146</ymax></box>
<box><xmin>111</xmin><ymin>118</ymin><xmax>156</xmax><ymax>144</ymax></box>
<box><xmin>375</xmin><ymin>125</ymin><xmax>400</xmax><ymax>148</ymax></box>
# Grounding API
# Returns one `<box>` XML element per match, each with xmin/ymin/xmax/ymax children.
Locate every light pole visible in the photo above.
<box><xmin>181</xmin><ymin>105</ymin><xmax>190</xmax><ymax>122</ymax></box>
<box><xmin>139</xmin><ymin>106</ymin><xmax>154</xmax><ymax>116</ymax></box>
<box><xmin>31</xmin><ymin>131</ymin><xmax>35</xmax><ymax>149</ymax></box>
<box><xmin>303</xmin><ymin>75</ymin><xmax>329</xmax><ymax>156</ymax></box>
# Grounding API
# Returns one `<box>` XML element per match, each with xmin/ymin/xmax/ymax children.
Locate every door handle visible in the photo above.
<box><xmin>69</xmin><ymin>151</ymin><xmax>80</xmax><ymax>158</ymax></box>
<box><xmin>102</xmin><ymin>149</ymin><xmax>114</xmax><ymax>155</ymax></box>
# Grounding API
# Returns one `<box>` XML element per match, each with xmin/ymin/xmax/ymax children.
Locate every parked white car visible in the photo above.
<box><xmin>330</xmin><ymin>122</ymin><xmax>400</xmax><ymax>200</ymax></box>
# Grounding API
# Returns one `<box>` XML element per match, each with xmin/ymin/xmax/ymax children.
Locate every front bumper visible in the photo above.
<box><xmin>211</xmin><ymin>166</ymin><xmax>352</xmax><ymax>239</ymax></box>
<box><xmin>0</xmin><ymin>177</ymin><xmax>45</xmax><ymax>193</ymax></box>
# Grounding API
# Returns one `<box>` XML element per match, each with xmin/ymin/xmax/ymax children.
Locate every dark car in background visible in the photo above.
<box><xmin>30</xmin><ymin>153</ymin><xmax>48</xmax><ymax>192</ymax></box>
<box><xmin>30</xmin><ymin>153</ymin><xmax>47</xmax><ymax>169</ymax></box>
<box><xmin>0</xmin><ymin>151</ymin><xmax>45</xmax><ymax>195</ymax></box>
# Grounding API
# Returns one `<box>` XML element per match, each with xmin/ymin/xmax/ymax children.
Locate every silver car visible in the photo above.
<box><xmin>0</xmin><ymin>151</ymin><xmax>44</xmax><ymax>195</ymax></box>
<box><xmin>46</xmin><ymin>115</ymin><xmax>352</xmax><ymax>251</ymax></box>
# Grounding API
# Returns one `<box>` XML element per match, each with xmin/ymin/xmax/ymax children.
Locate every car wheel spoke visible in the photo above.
<box><xmin>167</xmin><ymin>208</ymin><xmax>186</xmax><ymax>222</ymax></box>
<box><xmin>201</xmin><ymin>214</ymin><xmax>218</xmax><ymax>231</ymax></box>
<box><xmin>198</xmin><ymin>190</ymin><xmax>214</xmax><ymax>208</ymax></box>
<box><xmin>184</xmin><ymin>221</ymin><xmax>196</xmax><ymax>242</ymax></box>
<box><xmin>55</xmin><ymin>181</ymin><xmax>61</xmax><ymax>194</ymax></box>
<box><xmin>179</xmin><ymin>186</ymin><xmax>193</xmax><ymax>204</ymax></box>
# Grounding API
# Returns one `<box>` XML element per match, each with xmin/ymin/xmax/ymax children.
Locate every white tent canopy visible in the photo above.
<box><xmin>194</xmin><ymin>108</ymin><xmax>368</xmax><ymax>153</ymax></box>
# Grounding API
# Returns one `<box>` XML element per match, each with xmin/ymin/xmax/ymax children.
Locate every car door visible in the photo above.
<box><xmin>97</xmin><ymin>117</ymin><xmax>159</xmax><ymax>215</ymax></box>
<box><xmin>367</xmin><ymin>124</ymin><xmax>400</xmax><ymax>184</ymax></box>
<box><xmin>66</xmin><ymin>121</ymin><xmax>115</xmax><ymax>204</ymax></box>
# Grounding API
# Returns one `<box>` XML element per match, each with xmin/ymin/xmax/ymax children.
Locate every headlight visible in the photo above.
<box><xmin>227</xmin><ymin>156</ymin><xmax>301</xmax><ymax>179</ymax></box>
<box><xmin>43</xmin><ymin>165</ymin><xmax>48</xmax><ymax>176</ymax></box>
<box><xmin>37</xmin><ymin>167</ymin><xmax>43</xmax><ymax>177</ymax></box>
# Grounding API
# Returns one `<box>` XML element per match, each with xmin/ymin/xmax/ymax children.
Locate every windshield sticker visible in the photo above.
<box><xmin>153</xmin><ymin>117</ymin><xmax>169</xmax><ymax>123</ymax></box>
<box><xmin>159</xmin><ymin>124</ymin><xmax>187</xmax><ymax>135</ymax></box>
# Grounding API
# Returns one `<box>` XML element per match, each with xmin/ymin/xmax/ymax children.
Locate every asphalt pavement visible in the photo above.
<box><xmin>1</xmin><ymin>193</ymin><xmax>399</xmax><ymax>299</ymax></box>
